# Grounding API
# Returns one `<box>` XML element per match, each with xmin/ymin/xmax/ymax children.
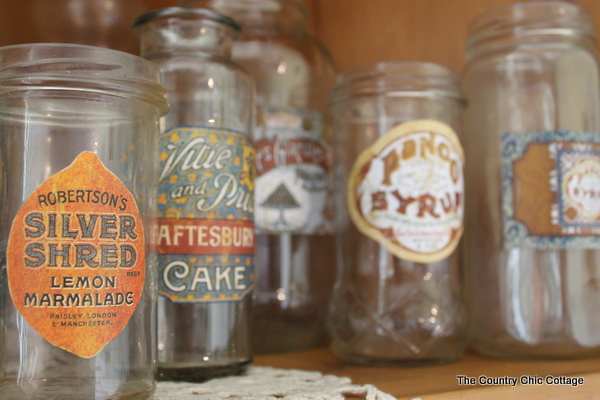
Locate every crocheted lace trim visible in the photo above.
<box><xmin>155</xmin><ymin>366</ymin><xmax>397</xmax><ymax>400</ymax></box>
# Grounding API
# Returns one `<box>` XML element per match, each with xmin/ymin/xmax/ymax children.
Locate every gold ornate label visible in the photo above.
<box><xmin>7</xmin><ymin>152</ymin><xmax>145</xmax><ymax>358</ymax></box>
<box><xmin>502</xmin><ymin>131</ymin><xmax>600</xmax><ymax>248</ymax></box>
<box><xmin>347</xmin><ymin>120</ymin><xmax>464</xmax><ymax>263</ymax></box>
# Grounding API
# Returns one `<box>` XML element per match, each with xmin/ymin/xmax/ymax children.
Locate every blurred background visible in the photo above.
<box><xmin>0</xmin><ymin>0</ymin><xmax>599</xmax><ymax>72</ymax></box>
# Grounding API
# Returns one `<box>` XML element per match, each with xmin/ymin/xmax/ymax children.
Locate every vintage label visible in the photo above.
<box><xmin>502</xmin><ymin>131</ymin><xmax>600</xmax><ymax>248</ymax></box>
<box><xmin>347</xmin><ymin>120</ymin><xmax>464</xmax><ymax>263</ymax></box>
<box><xmin>157</xmin><ymin>127</ymin><xmax>255</xmax><ymax>302</ymax></box>
<box><xmin>7</xmin><ymin>152</ymin><xmax>145</xmax><ymax>358</ymax></box>
<box><xmin>254</xmin><ymin>109</ymin><xmax>333</xmax><ymax>234</ymax></box>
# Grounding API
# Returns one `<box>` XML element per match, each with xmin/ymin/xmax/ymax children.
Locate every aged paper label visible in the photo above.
<box><xmin>254</xmin><ymin>109</ymin><xmax>333</xmax><ymax>234</ymax></box>
<box><xmin>157</xmin><ymin>127</ymin><xmax>255</xmax><ymax>302</ymax></box>
<box><xmin>7</xmin><ymin>152</ymin><xmax>145</xmax><ymax>358</ymax></box>
<box><xmin>503</xmin><ymin>131</ymin><xmax>600</xmax><ymax>248</ymax></box>
<box><xmin>347</xmin><ymin>119</ymin><xmax>464</xmax><ymax>263</ymax></box>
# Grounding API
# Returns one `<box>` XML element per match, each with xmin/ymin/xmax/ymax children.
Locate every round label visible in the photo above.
<box><xmin>7</xmin><ymin>152</ymin><xmax>145</xmax><ymax>358</ymax></box>
<box><xmin>347</xmin><ymin>119</ymin><xmax>464</xmax><ymax>263</ymax></box>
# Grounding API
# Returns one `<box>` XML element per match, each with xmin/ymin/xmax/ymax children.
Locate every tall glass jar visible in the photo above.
<box><xmin>463</xmin><ymin>1</ymin><xmax>600</xmax><ymax>359</ymax></box>
<box><xmin>32</xmin><ymin>0</ymin><xmax>148</xmax><ymax>54</ymax></box>
<box><xmin>0</xmin><ymin>44</ymin><xmax>168</xmax><ymax>400</ymax></box>
<box><xmin>181</xmin><ymin>0</ymin><xmax>337</xmax><ymax>354</ymax></box>
<box><xmin>134</xmin><ymin>8</ymin><xmax>255</xmax><ymax>381</ymax></box>
<box><xmin>328</xmin><ymin>61</ymin><xmax>467</xmax><ymax>365</ymax></box>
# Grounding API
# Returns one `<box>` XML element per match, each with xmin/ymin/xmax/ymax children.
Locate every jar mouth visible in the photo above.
<box><xmin>330</xmin><ymin>61</ymin><xmax>464</xmax><ymax>104</ymax></box>
<box><xmin>133</xmin><ymin>6</ymin><xmax>241</xmax><ymax>33</ymax></box>
<box><xmin>179</xmin><ymin>0</ymin><xmax>308</xmax><ymax>29</ymax></box>
<box><xmin>134</xmin><ymin>7</ymin><xmax>240</xmax><ymax>55</ymax></box>
<box><xmin>466</xmin><ymin>1</ymin><xmax>596</xmax><ymax>58</ymax></box>
<box><xmin>0</xmin><ymin>43</ymin><xmax>169</xmax><ymax>114</ymax></box>
<box><xmin>180</xmin><ymin>0</ymin><xmax>307</xmax><ymax>18</ymax></box>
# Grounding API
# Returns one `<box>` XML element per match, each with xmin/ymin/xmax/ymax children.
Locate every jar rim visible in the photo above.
<box><xmin>0</xmin><ymin>43</ymin><xmax>169</xmax><ymax>114</ymax></box>
<box><xmin>330</xmin><ymin>61</ymin><xmax>464</xmax><ymax>104</ymax></box>
<box><xmin>133</xmin><ymin>6</ymin><xmax>241</xmax><ymax>32</ymax></box>
<box><xmin>179</xmin><ymin>0</ymin><xmax>308</xmax><ymax>21</ymax></box>
<box><xmin>466</xmin><ymin>1</ymin><xmax>596</xmax><ymax>57</ymax></box>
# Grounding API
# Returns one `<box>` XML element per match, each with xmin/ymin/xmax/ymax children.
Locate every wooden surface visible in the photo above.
<box><xmin>311</xmin><ymin>0</ymin><xmax>600</xmax><ymax>72</ymax></box>
<box><xmin>254</xmin><ymin>347</ymin><xmax>600</xmax><ymax>399</ymax></box>
<box><xmin>2</xmin><ymin>1</ymin><xmax>600</xmax><ymax>72</ymax></box>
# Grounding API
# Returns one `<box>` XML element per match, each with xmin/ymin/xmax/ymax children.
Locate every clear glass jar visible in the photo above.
<box><xmin>32</xmin><ymin>0</ymin><xmax>148</xmax><ymax>54</ymax></box>
<box><xmin>180</xmin><ymin>0</ymin><xmax>337</xmax><ymax>354</ymax></box>
<box><xmin>134</xmin><ymin>8</ymin><xmax>255</xmax><ymax>381</ymax></box>
<box><xmin>463</xmin><ymin>1</ymin><xmax>600</xmax><ymax>359</ymax></box>
<box><xmin>327</xmin><ymin>61</ymin><xmax>467</xmax><ymax>365</ymax></box>
<box><xmin>0</xmin><ymin>44</ymin><xmax>168</xmax><ymax>400</ymax></box>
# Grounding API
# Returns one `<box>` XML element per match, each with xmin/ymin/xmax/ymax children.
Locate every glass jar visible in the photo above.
<box><xmin>0</xmin><ymin>44</ymin><xmax>168</xmax><ymax>400</ymax></box>
<box><xmin>134</xmin><ymin>8</ymin><xmax>255</xmax><ymax>381</ymax></box>
<box><xmin>327</xmin><ymin>61</ymin><xmax>467</xmax><ymax>365</ymax></box>
<box><xmin>463</xmin><ymin>1</ymin><xmax>600</xmax><ymax>359</ymax></box>
<box><xmin>32</xmin><ymin>0</ymin><xmax>148</xmax><ymax>54</ymax></box>
<box><xmin>180</xmin><ymin>0</ymin><xmax>337</xmax><ymax>354</ymax></box>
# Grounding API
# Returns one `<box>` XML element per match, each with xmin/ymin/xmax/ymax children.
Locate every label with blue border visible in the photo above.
<box><xmin>157</xmin><ymin>126</ymin><xmax>255</xmax><ymax>302</ymax></box>
<box><xmin>502</xmin><ymin>130</ymin><xmax>600</xmax><ymax>249</ymax></box>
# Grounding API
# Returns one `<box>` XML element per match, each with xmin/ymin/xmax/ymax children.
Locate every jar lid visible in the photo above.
<box><xmin>329</xmin><ymin>61</ymin><xmax>464</xmax><ymax>105</ymax></box>
<box><xmin>0</xmin><ymin>43</ymin><xmax>168</xmax><ymax>114</ymax></box>
<box><xmin>133</xmin><ymin>6</ymin><xmax>241</xmax><ymax>32</ymax></box>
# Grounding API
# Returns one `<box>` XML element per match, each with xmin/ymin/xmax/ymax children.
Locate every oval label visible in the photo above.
<box><xmin>7</xmin><ymin>152</ymin><xmax>145</xmax><ymax>358</ymax></box>
<box><xmin>347</xmin><ymin>119</ymin><xmax>464</xmax><ymax>263</ymax></box>
<box><xmin>564</xmin><ymin>158</ymin><xmax>600</xmax><ymax>218</ymax></box>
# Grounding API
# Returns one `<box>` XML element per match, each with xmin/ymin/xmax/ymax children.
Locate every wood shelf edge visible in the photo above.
<box><xmin>254</xmin><ymin>347</ymin><xmax>600</xmax><ymax>399</ymax></box>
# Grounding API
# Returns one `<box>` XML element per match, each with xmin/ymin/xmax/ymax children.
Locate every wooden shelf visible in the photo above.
<box><xmin>254</xmin><ymin>347</ymin><xmax>600</xmax><ymax>399</ymax></box>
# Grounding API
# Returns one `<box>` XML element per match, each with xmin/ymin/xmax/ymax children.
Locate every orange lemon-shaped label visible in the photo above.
<box><xmin>7</xmin><ymin>152</ymin><xmax>145</xmax><ymax>358</ymax></box>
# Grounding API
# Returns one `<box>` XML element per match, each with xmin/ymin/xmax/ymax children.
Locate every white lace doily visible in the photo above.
<box><xmin>154</xmin><ymin>366</ymin><xmax>397</xmax><ymax>400</ymax></box>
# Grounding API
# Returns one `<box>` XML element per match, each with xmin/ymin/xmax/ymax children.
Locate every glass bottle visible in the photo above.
<box><xmin>327</xmin><ymin>61</ymin><xmax>467</xmax><ymax>365</ymax></box>
<box><xmin>32</xmin><ymin>0</ymin><xmax>148</xmax><ymax>54</ymax></box>
<box><xmin>134</xmin><ymin>7</ymin><xmax>255</xmax><ymax>381</ymax></box>
<box><xmin>181</xmin><ymin>0</ymin><xmax>337</xmax><ymax>354</ymax></box>
<box><xmin>0</xmin><ymin>43</ymin><xmax>167</xmax><ymax>400</ymax></box>
<box><xmin>463</xmin><ymin>1</ymin><xmax>600</xmax><ymax>359</ymax></box>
